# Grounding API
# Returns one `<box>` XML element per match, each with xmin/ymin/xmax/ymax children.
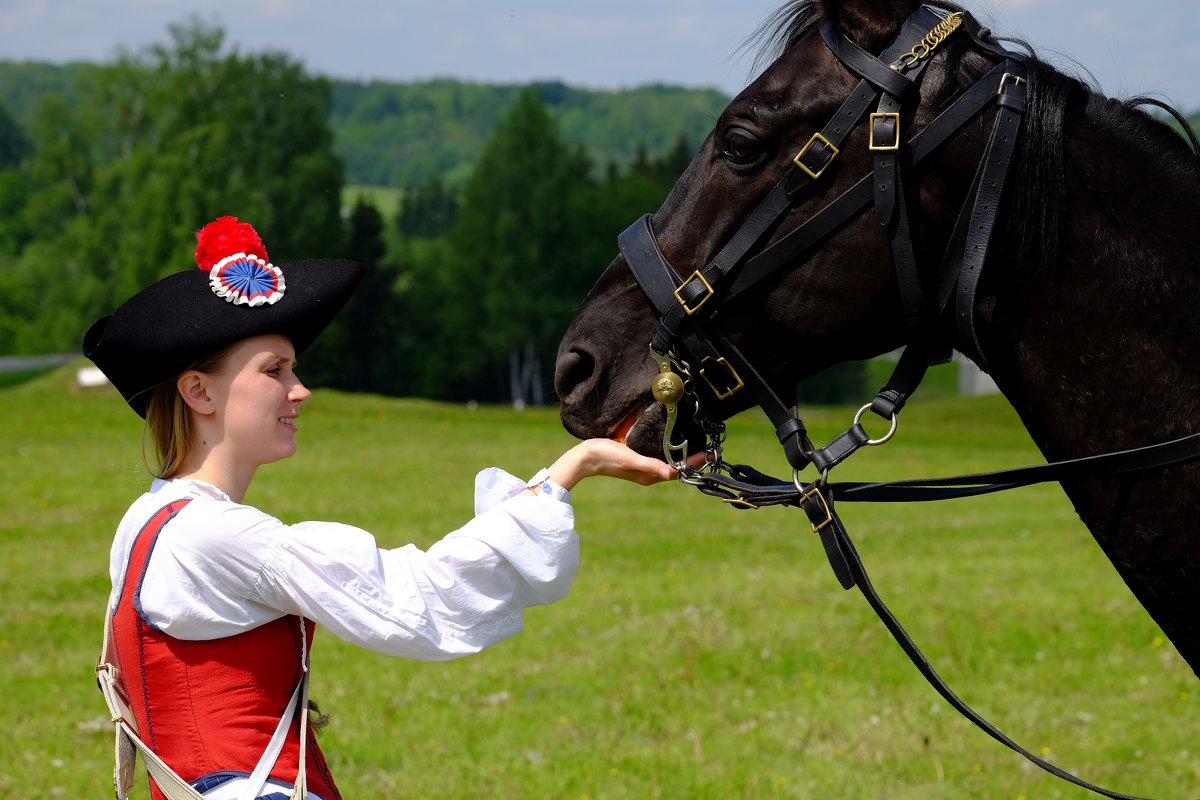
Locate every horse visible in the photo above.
<box><xmin>554</xmin><ymin>0</ymin><xmax>1200</xmax><ymax>692</ymax></box>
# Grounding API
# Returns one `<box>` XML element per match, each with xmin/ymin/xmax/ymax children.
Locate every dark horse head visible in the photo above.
<box><xmin>556</xmin><ymin>0</ymin><xmax>1200</xmax><ymax>674</ymax></box>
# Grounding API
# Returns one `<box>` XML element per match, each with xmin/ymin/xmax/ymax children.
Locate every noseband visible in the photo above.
<box><xmin>615</xmin><ymin>6</ymin><xmax>1199</xmax><ymax>799</ymax></box>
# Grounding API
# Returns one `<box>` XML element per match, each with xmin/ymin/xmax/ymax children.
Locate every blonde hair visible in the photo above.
<box><xmin>143</xmin><ymin>346</ymin><xmax>233</xmax><ymax>479</ymax></box>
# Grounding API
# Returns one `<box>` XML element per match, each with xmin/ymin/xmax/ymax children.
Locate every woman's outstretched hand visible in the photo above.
<box><xmin>542</xmin><ymin>439</ymin><xmax>708</xmax><ymax>491</ymax></box>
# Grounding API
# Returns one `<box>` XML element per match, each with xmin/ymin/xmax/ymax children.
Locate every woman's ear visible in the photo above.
<box><xmin>177</xmin><ymin>371</ymin><xmax>216</xmax><ymax>415</ymax></box>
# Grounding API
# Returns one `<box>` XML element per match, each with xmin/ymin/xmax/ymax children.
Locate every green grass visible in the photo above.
<box><xmin>344</xmin><ymin>184</ymin><xmax>403</xmax><ymax>219</ymax></box>
<box><xmin>0</xmin><ymin>367</ymin><xmax>53</xmax><ymax>390</ymax></box>
<box><xmin>1</xmin><ymin>365</ymin><xmax>1196</xmax><ymax>799</ymax></box>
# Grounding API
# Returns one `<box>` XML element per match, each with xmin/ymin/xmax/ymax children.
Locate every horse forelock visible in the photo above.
<box><xmin>745</xmin><ymin>1</ymin><xmax>820</xmax><ymax>76</ymax></box>
<box><xmin>751</xmin><ymin>0</ymin><xmax>960</xmax><ymax>57</ymax></box>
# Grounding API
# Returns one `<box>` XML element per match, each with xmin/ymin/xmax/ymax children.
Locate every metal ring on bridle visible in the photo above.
<box><xmin>853</xmin><ymin>404</ymin><xmax>898</xmax><ymax>446</ymax></box>
<box><xmin>793</xmin><ymin>467</ymin><xmax>829</xmax><ymax>494</ymax></box>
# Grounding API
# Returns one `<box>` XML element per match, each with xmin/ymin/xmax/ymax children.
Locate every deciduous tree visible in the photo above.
<box><xmin>4</xmin><ymin>19</ymin><xmax>344</xmax><ymax>356</ymax></box>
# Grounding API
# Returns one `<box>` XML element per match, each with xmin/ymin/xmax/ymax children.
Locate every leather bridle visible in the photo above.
<box><xmin>616</xmin><ymin>5</ymin><xmax>1199</xmax><ymax>799</ymax></box>
<box><xmin>622</xmin><ymin>4</ymin><xmax>1024</xmax><ymax>478</ymax></box>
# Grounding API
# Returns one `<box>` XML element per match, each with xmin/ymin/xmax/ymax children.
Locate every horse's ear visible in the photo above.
<box><xmin>815</xmin><ymin>0</ymin><xmax>920</xmax><ymax>52</ymax></box>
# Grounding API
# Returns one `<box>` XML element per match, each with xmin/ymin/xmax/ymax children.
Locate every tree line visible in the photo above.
<box><xmin>0</xmin><ymin>20</ymin><xmax>696</xmax><ymax>405</ymax></box>
<box><xmin>329</xmin><ymin>78</ymin><xmax>728</xmax><ymax>189</ymax></box>
<box><xmin>0</xmin><ymin>62</ymin><xmax>729</xmax><ymax>192</ymax></box>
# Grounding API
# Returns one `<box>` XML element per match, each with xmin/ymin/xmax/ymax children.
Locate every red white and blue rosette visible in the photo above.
<box><xmin>208</xmin><ymin>252</ymin><xmax>286</xmax><ymax>306</ymax></box>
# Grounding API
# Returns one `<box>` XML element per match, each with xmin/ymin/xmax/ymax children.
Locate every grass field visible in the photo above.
<box><xmin>345</xmin><ymin>185</ymin><xmax>404</xmax><ymax>220</ymax></box>
<box><xmin>1</xmin><ymin>365</ymin><xmax>1196</xmax><ymax>799</ymax></box>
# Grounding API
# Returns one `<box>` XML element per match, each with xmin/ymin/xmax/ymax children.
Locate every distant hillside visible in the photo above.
<box><xmin>5</xmin><ymin>60</ymin><xmax>1195</xmax><ymax>191</ymax></box>
<box><xmin>0</xmin><ymin>61</ymin><xmax>91</xmax><ymax>124</ymax></box>
<box><xmin>331</xmin><ymin>78</ymin><xmax>728</xmax><ymax>187</ymax></box>
<box><xmin>0</xmin><ymin>61</ymin><xmax>728</xmax><ymax>189</ymax></box>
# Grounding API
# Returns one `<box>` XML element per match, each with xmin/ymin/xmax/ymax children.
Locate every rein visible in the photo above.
<box><xmin>618</xmin><ymin>5</ymin><xmax>1200</xmax><ymax>799</ymax></box>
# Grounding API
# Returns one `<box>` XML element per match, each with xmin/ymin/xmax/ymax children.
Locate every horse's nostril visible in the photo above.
<box><xmin>554</xmin><ymin>346</ymin><xmax>596</xmax><ymax>404</ymax></box>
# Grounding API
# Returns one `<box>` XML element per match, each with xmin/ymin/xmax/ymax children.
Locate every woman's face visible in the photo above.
<box><xmin>205</xmin><ymin>333</ymin><xmax>311</xmax><ymax>469</ymax></box>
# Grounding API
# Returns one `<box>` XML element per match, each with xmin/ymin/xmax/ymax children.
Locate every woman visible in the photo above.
<box><xmin>85</xmin><ymin>217</ymin><xmax>683</xmax><ymax>800</ymax></box>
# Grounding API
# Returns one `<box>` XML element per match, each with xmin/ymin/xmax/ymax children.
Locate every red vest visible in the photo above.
<box><xmin>111</xmin><ymin>500</ymin><xmax>342</xmax><ymax>800</ymax></box>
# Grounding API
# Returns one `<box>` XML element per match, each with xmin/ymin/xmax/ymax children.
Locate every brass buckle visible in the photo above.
<box><xmin>799</xmin><ymin>485</ymin><xmax>833</xmax><ymax>532</ymax></box>
<box><xmin>674</xmin><ymin>271</ymin><xmax>715</xmax><ymax>315</ymax></box>
<box><xmin>868</xmin><ymin>112</ymin><xmax>901</xmax><ymax>152</ymax></box>
<box><xmin>998</xmin><ymin>72</ymin><xmax>1027</xmax><ymax>96</ymax></box>
<box><xmin>722</xmin><ymin>496</ymin><xmax>760</xmax><ymax>510</ymax></box>
<box><xmin>793</xmin><ymin>132</ymin><xmax>839</xmax><ymax>180</ymax></box>
<box><xmin>700</xmin><ymin>357</ymin><xmax>744</xmax><ymax>400</ymax></box>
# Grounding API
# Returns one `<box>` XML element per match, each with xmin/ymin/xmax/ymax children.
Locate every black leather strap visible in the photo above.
<box><xmin>650</xmin><ymin>73</ymin><xmax>884</xmax><ymax>341</ymax></box>
<box><xmin>952</xmin><ymin>70</ymin><xmax>1028</xmax><ymax>366</ymax></box>
<box><xmin>618</xmin><ymin>214</ymin><xmax>681</xmax><ymax>320</ymax></box>
<box><xmin>809</xmin><ymin>424</ymin><xmax>872</xmax><ymax>473</ymax></box>
<box><xmin>800</xmin><ymin>486</ymin><xmax>1148</xmax><ymax>800</ymax></box>
<box><xmin>694</xmin><ymin>427</ymin><xmax>1200</xmax><ymax>507</ymax></box>
<box><xmin>729</xmin><ymin>62</ymin><xmax>1015</xmax><ymax>302</ymax></box>
<box><xmin>870</xmin><ymin>345</ymin><xmax>931</xmax><ymax>418</ymax></box>
<box><xmin>872</xmin><ymin>95</ymin><xmax>901</xmax><ymax>227</ymax></box>
<box><xmin>702</xmin><ymin>431</ymin><xmax>1200</xmax><ymax>797</ymax></box>
<box><xmin>679</xmin><ymin>322</ymin><xmax>815</xmax><ymax>470</ymax></box>
<box><xmin>819</xmin><ymin>20</ymin><xmax>917</xmax><ymax>99</ymax></box>
<box><xmin>867</xmin><ymin>21</ymin><xmax>946</xmax><ymax>334</ymax></box>
<box><xmin>888</xmin><ymin>162</ymin><xmax>927</xmax><ymax>330</ymax></box>
<box><xmin>619</xmin><ymin>217</ymin><xmax>817</xmax><ymax>468</ymax></box>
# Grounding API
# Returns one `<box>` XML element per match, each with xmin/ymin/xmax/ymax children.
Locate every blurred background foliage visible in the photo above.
<box><xmin>10</xmin><ymin>19</ymin><xmax>1187</xmax><ymax>403</ymax></box>
<box><xmin>0</xmin><ymin>19</ymin><xmax>733</xmax><ymax>404</ymax></box>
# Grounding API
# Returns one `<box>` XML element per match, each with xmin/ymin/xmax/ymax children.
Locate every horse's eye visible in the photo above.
<box><xmin>719</xmin><ymin>127</ymin><xmax>764</xmax><ymax>167</ymax></box>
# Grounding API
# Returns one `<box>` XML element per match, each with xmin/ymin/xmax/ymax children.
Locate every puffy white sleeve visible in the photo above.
<box><xmin>142</xmin><ymin>469</ymin><xmax>578</xmax><ymax>660</ymax></box>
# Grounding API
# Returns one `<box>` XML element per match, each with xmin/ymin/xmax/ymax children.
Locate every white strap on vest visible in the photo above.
<box><xmin>234</xmin><ymin>620</ymin><xmax>309</xmax><ymax>800</ymax></box>
<box><xmin>97</xmin><ymin>608</ymin><xmax>310</xmax><ymax>800</ymax></box>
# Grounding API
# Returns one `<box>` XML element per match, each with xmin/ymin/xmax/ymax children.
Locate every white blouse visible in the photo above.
<box><xmin>107</xmin><ymin>469</ymin><xmax>577</xmax><ymax>661</ymax></box>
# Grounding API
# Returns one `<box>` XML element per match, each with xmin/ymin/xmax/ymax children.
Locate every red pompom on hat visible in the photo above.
<box><xmin>194</xmin><ymin>216</ymin><xmax>285</xmax><ymax>307</ymax></box>
<box><xmin>194</xmin><ymin>215</ymin><xmax>268</xmax><ymax>269</ymax></box>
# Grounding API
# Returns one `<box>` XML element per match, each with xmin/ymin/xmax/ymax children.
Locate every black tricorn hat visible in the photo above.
<box><xmin>83</xmin><ymin>217</ymin><xmax>367</xmax><ymax>418</ymax></box>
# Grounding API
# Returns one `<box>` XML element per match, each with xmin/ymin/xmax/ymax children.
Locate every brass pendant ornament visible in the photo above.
<box><xmin>652</xmin><ymin>366</ymin><xmax>685</xmax><ymax>409</ymax></box>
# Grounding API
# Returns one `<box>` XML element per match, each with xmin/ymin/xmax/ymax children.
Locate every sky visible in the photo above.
<box><xmin>1</xmin><ymin>0</ymin><xmax>1197</xmax><ymax>111</ymax></box>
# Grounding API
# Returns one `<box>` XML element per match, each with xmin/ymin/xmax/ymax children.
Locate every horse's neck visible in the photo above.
<box><xmin>978</xmin><ymin>101</ymin><xmax>1200</xmax><ymax>673</ymax></box>
<box><xmin>986</xmin><ymin>108</ymin><xmax>1200</xmax><ymax>462</ymax></box>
